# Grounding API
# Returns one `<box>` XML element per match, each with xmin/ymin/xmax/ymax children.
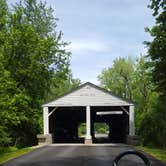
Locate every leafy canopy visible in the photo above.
<box><xmin>146</xmin><ymin>0</ymin><xmax>166</xmax><ymax>92</ymax></box>
<box><xmin>0</xmin><ymin>0</ymin><xmax>71</xmax><ymax>147</ymax></box>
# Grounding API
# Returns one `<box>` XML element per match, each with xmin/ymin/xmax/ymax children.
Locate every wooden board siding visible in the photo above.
<box><xmin>43</xmin><ymin>83</ymin><xmax>133</xmax><ymax>107</ymax></box>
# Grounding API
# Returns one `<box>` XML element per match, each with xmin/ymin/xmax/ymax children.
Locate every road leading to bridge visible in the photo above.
<box><xmin>1</xmin><ymin>145</ymin><xmax>166</xmax><ymax>166</ymax></box>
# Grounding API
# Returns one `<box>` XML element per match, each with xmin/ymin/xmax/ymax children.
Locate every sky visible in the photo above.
<box><xmin>8</xmin><ymin>0</ymin><xmax>155</xmax><ymax>84</ymax></box>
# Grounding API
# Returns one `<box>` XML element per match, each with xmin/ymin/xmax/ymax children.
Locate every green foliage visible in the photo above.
<box><xmin>94</xmin><ymin>123</ymin><xmax>109</xmax><ymax>134</ymax></box>
<box><xmin>146</xmin><ymin>0</ymin><xmax>166</xmax><ymax>92</ymax></box>
<box><xmin>78</xmin><ymin>123</ymin><xmax>86</xmax><ymax>136</ymax></box>
<box><xmin>0</xmin><ymin>146</ymin><xmax>33</xmax><ymax>164</ymax></box>
<box><xmin>145</xmin><ymin>0</ymin><xmax>166</xmax><ymax>148</ymax></box>
<box><xmin>98</xmin><ymin>57</ymin><xmax>135</xmax><ymax>99</ymax></box>
<box><xmin>98</xmin><ymin>1</ymin><xmax>166</xmax><ymax>148</ymax></box>
<box><xmin>136</xmin><ymin>146</ymin><xmax>166</xmax><ymax>163</ymax></box>
<box><xmin>0</xmin><ymin>126</ymin><xmax>11</xmax><ymax>147</ymax></box>
<box><xmin>98</xmin><ymin>128</ymin><xmax>106</xmax><ymax>134</ymax></box>
<box><xmin>98</xmin><ymin>56</ymin><xmax>165</xmax><ymax>148</ymax></box>
<box><xmin>0</xmin><ymin>0</ymin><xmax>71</xmax><ymax>147</ymax></box>
<box><xmin>149</xmin><ymin>0</ymin><xmax>166</xmax><ymax>16</ymax></box>
<box><xmin>47</xmin><ymin>71</ymin><xmax>81</xmax><ymax>101</ymax></box>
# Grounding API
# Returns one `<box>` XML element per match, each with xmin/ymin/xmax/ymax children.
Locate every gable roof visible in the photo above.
<box><xmin>43</xmin><ymin>82</ymin><xmax>134</xmax><ymax>107</ymax></box>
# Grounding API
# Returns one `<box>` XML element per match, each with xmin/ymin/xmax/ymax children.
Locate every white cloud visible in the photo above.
<box><xmin>67</xmin><ymin>39</ymin><xmax>110</xmax><ymax>54</ymax></box>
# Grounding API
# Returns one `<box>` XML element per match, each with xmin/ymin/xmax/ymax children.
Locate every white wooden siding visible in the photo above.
<box><xmin>43</xmin><ymin>84</ymin><xmax>133</xmax><ymax>107</ymax></box>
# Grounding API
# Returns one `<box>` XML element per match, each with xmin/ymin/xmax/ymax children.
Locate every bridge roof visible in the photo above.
<box><xmin>43</xmin><ymin>82</ymin><xmax>134</xmax><ymax>107</ymax></box>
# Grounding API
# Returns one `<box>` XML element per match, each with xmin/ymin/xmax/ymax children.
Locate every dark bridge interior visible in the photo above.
<box><xmin>49</xmin><ymin>106</ymin><xmax>129</xmax><ymax>143</ymax></box>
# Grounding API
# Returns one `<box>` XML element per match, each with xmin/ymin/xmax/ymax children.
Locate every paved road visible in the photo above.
<box><xmin>1</xmin><ymin>145</ymin><xmax>166</xmax><ymax>166</ymax></box>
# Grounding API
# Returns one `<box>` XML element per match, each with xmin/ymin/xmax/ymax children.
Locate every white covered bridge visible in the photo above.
<box><xmin>38</xmin><ymin>82</ymin><xmax>136</xmax><ymax>144</ymax></box>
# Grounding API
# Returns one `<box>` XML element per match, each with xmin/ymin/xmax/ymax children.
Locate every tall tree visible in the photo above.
<box><xmin>0</xmin><ymin>0</ymin><xmax>70</xmax><ymax>147</ymax></box>
<box><xmin>134</xmin><ymin>57</ymin><xmax>157</xmax><ymax>112</ymax></box>
<box><xmin>98</xmin><ymin>57</ymin><xmax>135</xmax><ymax>100</ymax></box>
<box><xmin>145</xmin><ymin>0</ymin><xmax>166</xmax><ymax>92</ymax></box>
<box><xmin>0</xmin><ymin>0</ymin><xmax>13</xmax><ymax>146</ymax></box>
<box><xmin>134</xmin><ymin>57</ymin><xmax>161</xmax><ymax>147</ymax></box>
<box><xmin>19</xmin><ymin>0</ymin><xmax>57</xmax><ymax>37</ymax></box>
<box><xmin>145</xmin><ymin>0</ymin><xmax>166</xmax><ymax>148</ymax></box>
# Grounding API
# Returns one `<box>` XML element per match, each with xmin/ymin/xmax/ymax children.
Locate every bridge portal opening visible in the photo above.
<box><xmin>91</xmin><ymin>106</ymin><xmax>129</xmax><ymax>143</ymax></box>
<box><xmin>78</xmin><ymin>123</ymin><xmax>86</xmax><ymax>140</ymax></box>
<box><xmin>93</xmin><ymin>122</ymin><xmax>109</xmax><ymax>143</ymax></box>
<box><xmin>49</xmin><ymin>107</ymin><xmax>86</xmax><ymax>143</ymax></box>
<box><xmin>48</xmin><ymin>106</ymin><xmax>129</xmax><ymax>144</ymax></box>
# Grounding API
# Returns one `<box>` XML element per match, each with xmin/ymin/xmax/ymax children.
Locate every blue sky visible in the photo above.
<box><xmin>8</xmin><ymin>0</ymin><xmax>155</xmax><ymax>84</ymax></box>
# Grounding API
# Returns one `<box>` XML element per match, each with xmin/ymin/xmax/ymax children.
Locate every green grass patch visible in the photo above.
<box><xmin>135</xmin><ymin>146</ymin><xmax>166</xmax><ymax>164</ymax></box>
<box><xmin>0</xmin><ymin>146</ymin><xmax>33</xmax><ymax>164</ymax></box>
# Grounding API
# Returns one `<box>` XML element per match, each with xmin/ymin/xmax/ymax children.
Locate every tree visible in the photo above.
<box><xmin>134</xmin><ymin>57</ymin><xmax>161</xmax><ymax>146</ymax></box>
<box><xmin>134</xmin><ymin>56</ymin><xmax>158</xmax><ymax>112</ymax></box>
<box><xmin>98</xmin><ymin>57</ymin><xmax>135</xmax><ymax>100</ymax></box>
<box><xmin>145</xmin><ymin>0</ymin><xmax>166</xmax><ymax>148</ymax></box>
<box><xmin>47</xmin><ymin>71</ymin><xmax>81</xmax><ymax>101</ymax></box>
<box><xmin>0</xmin><ymin>0</ymin><xmax>13</xmax><ymax>146</ymax></box>
<box><xmin>145</xmin><ymin>0</ymin><xmax>166</xmax><ymax>92</ymax></box>
<box><xmin>98</xmin><ymin>56</ymin><xmax>164</xmax><ymax>147</ymax></box>
<box><xmin>19</xmin><ymin>0</ymin><xmax>57</xmax><ymax>37</ymax></box>
<box><xmin>0</xmin><ymin>0</ymin><xmax>71</xmax><ymax>147</ymax></box>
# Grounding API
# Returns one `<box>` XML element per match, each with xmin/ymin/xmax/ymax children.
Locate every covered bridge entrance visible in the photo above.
<box><xmin>40</xmin><ymin>82</ymin><xmax>135</xmax><ymax>144</ymax></box>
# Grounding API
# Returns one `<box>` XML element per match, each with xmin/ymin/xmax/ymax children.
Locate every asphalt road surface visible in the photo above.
<box><xmin>1</xmin><ymin>144</ymin><xmax>166</xmax><ymax>166</ymax></box>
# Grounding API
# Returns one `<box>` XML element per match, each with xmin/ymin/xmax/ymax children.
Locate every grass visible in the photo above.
<box><xmin>135</xmin><ymin>146</ymin><xmax>166</xmax><ymax>164</ymax></box>
<box><xmin>0</xmin><ymin>146</ymin><xmax>34</xmax><ymax>164</ymax></box>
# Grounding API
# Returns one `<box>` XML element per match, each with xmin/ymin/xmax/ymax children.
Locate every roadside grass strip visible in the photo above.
<box><xmin>0</xmin><ymin>146</ymin><xmax>33</xmax><ymax>164</ymax></box>
<box><xmin>135</xmin><ymin>146</ymin><xmax>166</xmax><ymax>164</ymax></box>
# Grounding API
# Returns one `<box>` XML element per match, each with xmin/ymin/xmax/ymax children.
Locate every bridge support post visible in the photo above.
<box><xmin>85</xmin><ymin>106</ymin><xmax>92</xmax><ymax>144</ymax></box>
<box><xmin>127</xmin><ymin>105</ymin><xmax>139</xmax><ymax>145</ymax></box>
<box><xmin>129</xmin><ymin>105</ymin><xmax>135</xmax><ymax>136</ymax></box>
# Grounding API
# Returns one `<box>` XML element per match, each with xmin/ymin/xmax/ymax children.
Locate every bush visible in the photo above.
<box><xmin>98</xmin><ymin>128</ymin><xmax>106</xmax><ymax>134</ymax></box>
<box><xmin>0</xmin><ymin>126</ymin><xmax>11</xmax><ymax>147</ymax></box>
